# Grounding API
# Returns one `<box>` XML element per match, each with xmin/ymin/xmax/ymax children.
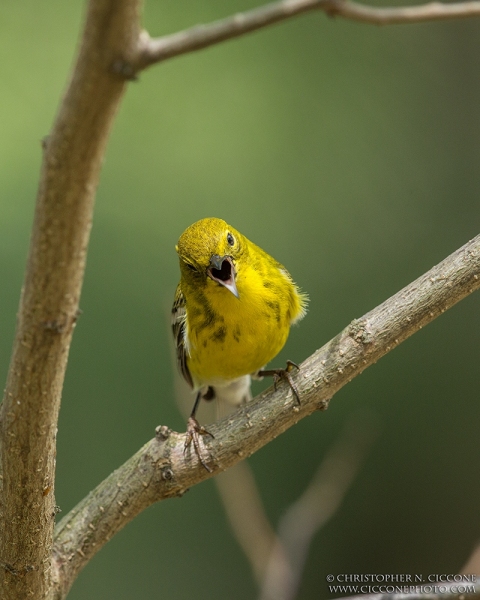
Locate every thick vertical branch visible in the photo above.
<box><xmin>0</xmin><ymin>1</ymin><xmax>142</xmax><ymax>598</ymax></box>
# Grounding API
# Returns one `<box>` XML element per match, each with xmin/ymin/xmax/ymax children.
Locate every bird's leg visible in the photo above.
<box><xmin>185</xmin><ymin>390</ymin><xmax>215</xmax><ymax>473</ymax></box>
<box><xmin>257</xmin><ymin>360</ymin><xmax>301</xmax><ymax>404</ymax></box>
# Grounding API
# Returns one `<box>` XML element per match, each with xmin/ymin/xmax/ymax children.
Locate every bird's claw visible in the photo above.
<box><xmin>258</xmin><ymin>360</ymin><xmax>301</xmax><ymax>404</ymax></box>
<box><xmin>184</xmin><ymin>417</ymin><xmax>214</xmax><ymax>473</ymax></box>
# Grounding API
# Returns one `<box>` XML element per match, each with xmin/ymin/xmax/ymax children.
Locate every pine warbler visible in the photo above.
<box><xmin>172</xmin><ymin>217</ymin><xmax>307</xmax><ymax>471</ymax></box>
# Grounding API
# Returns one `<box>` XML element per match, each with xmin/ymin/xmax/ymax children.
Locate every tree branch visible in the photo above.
<box><xmin>0</xmin><ymin>1</ymin><xmax>143</xmax><ymax>598</ymax></box>
<box><xmin>52</xmin><ymin>233</ymin><xmax>480</xmax><ymax>599</ymax></box>
<box><xmin>135</xmin><ymin>0</ymin><xmax>480</xmax><ymax>69</ymax></box>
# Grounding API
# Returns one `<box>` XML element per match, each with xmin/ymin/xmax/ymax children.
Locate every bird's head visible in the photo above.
<box><xmin>176</xmin><ymin>218</ymin><xmax>244</xmax><ymax>298</ymax></box>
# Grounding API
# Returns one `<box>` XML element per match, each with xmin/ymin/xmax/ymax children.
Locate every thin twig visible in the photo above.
<box><xmin>135</xmin><ymin>0</ymin><xmax>480</xmax><ymax>69</ymax></box>
<box><xmin>259</xmin><ymin>412</ymin><xmax>378</xmax><ymax>600</ymax></box>
<box><xmin>215</xmin><ymin>464</ymin><xmax>286</xmax><ymax>584</ymax></box>
<box><xmin>52</xmin><ymin>233</ymin><xmax>480</xmax><ymax>600</ymax></box>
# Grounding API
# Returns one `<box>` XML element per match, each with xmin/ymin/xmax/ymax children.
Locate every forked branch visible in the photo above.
<box><xmin>135</xmin><ymin>0</ymin><xmax>480</xmax><ymax>69</ymax></box>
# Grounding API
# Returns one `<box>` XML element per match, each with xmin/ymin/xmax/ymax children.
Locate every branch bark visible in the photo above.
<box><xmin>0</xmin><ymin>1</ymin><xmax>143</xmax><ymax>598</ymax></box>
<box><xmin>52</xmin><ymin>234</ymin><xmax>480</xmax><ymax>599</ymax></box>
<box><xmin>135</xmin><ymin>0</ymin><xmax>480</xmax><ymax>69</ymax></box>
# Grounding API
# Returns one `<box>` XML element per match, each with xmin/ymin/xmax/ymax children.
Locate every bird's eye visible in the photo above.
<box><xmin>227</xmin><ymin>233</ymin><xmax>235</xmax><ymax>246</ymax></box>
<box><xmin>186</xmin><ymin>263</ymin><xmax>197</xmax><ymax>272</ymax></box>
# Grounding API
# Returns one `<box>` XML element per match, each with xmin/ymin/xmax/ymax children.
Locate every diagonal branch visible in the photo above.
<box><xmin>135</xmin><ymin>0</ymin><xmax>480</xmax><ymax>69</ymax></box>
<box><xmin>52</xmin><ymin>233</ymin><xmax>480</xmax><ymax>600</ymax></box>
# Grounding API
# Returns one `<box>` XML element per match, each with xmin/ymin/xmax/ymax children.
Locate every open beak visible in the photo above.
<box><xmin>207</xmin><ymin>255</ymin><xmax>239</xmax><ymax>298</ymax></box>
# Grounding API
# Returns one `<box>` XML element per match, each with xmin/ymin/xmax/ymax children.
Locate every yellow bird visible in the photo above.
<box><xmin>172</xmin><ymin>217</ymin><xmax>307</xmax><ymax>470</ymax></box>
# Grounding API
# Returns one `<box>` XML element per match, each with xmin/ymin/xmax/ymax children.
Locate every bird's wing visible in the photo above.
<box><xmin>171</xmin><ymin>283</ymin><xmax>193</xmax><ymax>388</ymax></box>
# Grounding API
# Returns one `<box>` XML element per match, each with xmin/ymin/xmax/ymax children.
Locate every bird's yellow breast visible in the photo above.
<box><xmin>184</xmin><ymin>252</ymin><xmax>303</xmax><ymax>387</ymax></box>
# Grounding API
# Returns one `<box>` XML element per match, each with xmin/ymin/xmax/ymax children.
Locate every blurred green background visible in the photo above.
<box><xmin>1</xmin><ymin>0</ymin><xmax>480</xmax><ymax>598</ymax></box>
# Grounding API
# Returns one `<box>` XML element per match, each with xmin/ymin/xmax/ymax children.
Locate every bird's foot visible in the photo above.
<box><xmin>184</xmin><ymin>417</ymin><xmax>214</xmax><ymax>473</ymax></box>
<box><xmin>258</xmin><ymin>360</ymin><xmax>301</xmax><ymax>404</ymax></box>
